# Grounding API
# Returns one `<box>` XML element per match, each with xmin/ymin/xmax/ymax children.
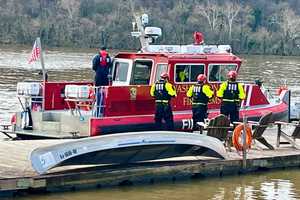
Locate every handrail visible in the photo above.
<box><xmin>93</xmin><ymin>86</ymin><xmax>106</xmax><ymax>117</ymax></box>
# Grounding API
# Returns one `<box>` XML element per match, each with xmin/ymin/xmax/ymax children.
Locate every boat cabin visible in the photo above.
<box><xmin>109</xmin><ymin>49</ymin><xmax>243</xmax><ymax>116</ymax></box>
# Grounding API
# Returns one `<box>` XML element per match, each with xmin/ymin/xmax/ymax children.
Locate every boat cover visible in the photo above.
<box><xmin>30</xmin><ymin>131</ymin><xmax>228</xmax><ymax>174</ymax></box>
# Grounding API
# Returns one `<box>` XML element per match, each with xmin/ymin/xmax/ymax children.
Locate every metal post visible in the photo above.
<box><xmin>276</xmin><ymin>123</ymin><xmax>281</xmax><ymax>148</ymax></box>
<box><xmin>36</xmin><ymin>37</ymin><xmax>46</xmax><ymax>82</ymax></box>
<box><xmin>288</xmin><ymin>90</ymin><xmax>291</xmax><ymax>122</ymax></box>
<box><xmin>36</xmin><ymin>37</ymin><xmax>46</xmax><ymax>111</ymax></box>
<box><xmin>129</xmin><ymin>0</ymin><xmax>149</xmax><ymax>52</ymax></box>
<box><xmin>242</xmin><ymin>108</ymin><xmax>247</xmax><ymax>169</ymax></box>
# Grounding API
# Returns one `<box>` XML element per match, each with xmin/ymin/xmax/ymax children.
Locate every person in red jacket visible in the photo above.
<box><xmin>92</xmin><ymin>46</ymin><xmax>112</xmax><ymax>86</ymax></box>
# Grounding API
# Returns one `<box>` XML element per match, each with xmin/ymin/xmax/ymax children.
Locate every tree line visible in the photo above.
<box><xmin>0</xmin><ymin>0</ymin><xmax>300</xmax><ymax>55</ymax></box>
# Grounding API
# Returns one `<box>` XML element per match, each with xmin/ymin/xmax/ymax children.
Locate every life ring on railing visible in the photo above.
<box><xmin>232</xmin><ymin>124</ymin><xmax>252</xmax><ymax>151</ymax></box>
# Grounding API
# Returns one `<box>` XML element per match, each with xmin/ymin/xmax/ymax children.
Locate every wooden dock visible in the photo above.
<box><xmin>1</xmin><ymin>128</ymin><xmax>300</xmax><ymax>196</ymax></box>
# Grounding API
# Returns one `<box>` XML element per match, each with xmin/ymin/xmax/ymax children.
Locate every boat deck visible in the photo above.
<box><xmin>1</xmin><ymin>127</ymin><xmax>300</xmax><ymax>196</ymax></box>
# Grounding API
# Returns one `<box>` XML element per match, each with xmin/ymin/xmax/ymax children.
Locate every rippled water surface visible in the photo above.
<box><xmin>0</xmin><ymin>47</ymin><xmax>300</xmax><ymax>199</ymax></box>
<box><xmin>10</xmin><ymin>169</ymin><xmax>300</xmax><ymax>200</ymax></box>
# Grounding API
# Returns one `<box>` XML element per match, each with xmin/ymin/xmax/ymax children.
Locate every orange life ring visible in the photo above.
<box><xmin>232</xmin><ymin>124</ymin><xmax>252</xmax><ymax>151</ymax></box>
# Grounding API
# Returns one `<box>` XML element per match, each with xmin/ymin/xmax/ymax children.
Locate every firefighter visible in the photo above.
<box><xmin>217</xmin><ymin>70</ymin><xmax>246</xmax><ymax>123</ymax></box>
<box><xmin>92</xmin><ymin>46</ymin><xmax>112</xmax><ymax>86</ymax></box>
<box><xmin>150</xmin><ymin>72</ymin><xmax>177</xmax><ymax>130</ymax></box>
<box><xmin>186</xmin><ymin>74</ymin><xmax>214</xmax><ymax>130</ymax></box>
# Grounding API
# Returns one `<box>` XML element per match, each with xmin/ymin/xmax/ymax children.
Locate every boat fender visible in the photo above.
<box><xmin>232</xmin><ymin>124</ymin><xmax>252</xmax><ymax>151</ymax></box>
<box><xmin>21</xmin><ymin>107</ymin><xmax>33</xmax><ymax>130</ymax></box>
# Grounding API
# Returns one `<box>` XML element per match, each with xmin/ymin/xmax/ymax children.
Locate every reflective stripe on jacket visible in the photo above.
<box><xmin>186</xmin><ymin>84</ymin><xmax>214</xmax><ymax>105</ymax></box>
<box><xmin>217</xmin><ymin>81</ymin><xmax>245</xmax><ymax>102</ymax></box>
<box><xmin>150</xmin><ymin>80</ymin><xmax>177</xmax><ymax>102</ymax></box>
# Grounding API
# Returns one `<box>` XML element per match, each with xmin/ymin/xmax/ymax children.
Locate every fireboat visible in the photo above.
<box><xmin>4</xmin><ymin>14</ymin><xmax>290</xmax><ymax>139</ymax></box>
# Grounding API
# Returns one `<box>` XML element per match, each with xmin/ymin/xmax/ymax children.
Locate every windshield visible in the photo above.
<box><xmin>208</xmin><ymin>64</ymin><xmax>237</xmax><ymax>82</ymax></box>
<box><xmin>175</xmin><ymin>64</ymin><xmax>205</xmax><ymax>83</ymax></box>
<box><xmin>131</xmin><ymin>60</ymin><xmax>153</xmax><ymax>85</ymax></box>
<box><xmin>112</xmin><ymin>59</ymin><xmax>132</xmax><ymax>85</ymax></box>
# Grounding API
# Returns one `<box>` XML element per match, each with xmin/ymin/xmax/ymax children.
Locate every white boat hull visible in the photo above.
<box><xmin>30</xmin><ymin>131</ymin><xmax>227</xmax><ymax>174</ymax></box>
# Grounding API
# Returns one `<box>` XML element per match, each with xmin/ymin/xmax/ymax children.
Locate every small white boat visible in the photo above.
<box><xmin>30</xmin><ymin>131</ymin><xmax>227</xmax><ymax>174</ymax></box>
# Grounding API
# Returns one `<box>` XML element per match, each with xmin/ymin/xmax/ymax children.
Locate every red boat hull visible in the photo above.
<box><xmin>90</xmin><ymin>100</ymin><xmax>288</xmax><ymax>136</ymax></box>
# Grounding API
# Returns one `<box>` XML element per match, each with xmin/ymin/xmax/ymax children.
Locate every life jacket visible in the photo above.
<box><xmin>99</xmin><ymin>50</ymin><xmax>110</xmax><ymax>67</ymax></box>
<box><xmin>192</xmin><ymin>84</ymin><xmax>209</xmax><ymax>105</ymax></box>
<box><xmin>154</xmin><ymin>80</ymin><xmax>171</xmax><ymax>102</ymax></box>
<box><xmin>223</xmin><ymin>81</ymin><xmax>239</xmax><ymax>102</ymax></box>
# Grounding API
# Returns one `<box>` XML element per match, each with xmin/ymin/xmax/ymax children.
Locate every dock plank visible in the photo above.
<box><xmin>1</xmin><ymin>127</ymin><xmax>300</xmax><ymax>194</ymax></box>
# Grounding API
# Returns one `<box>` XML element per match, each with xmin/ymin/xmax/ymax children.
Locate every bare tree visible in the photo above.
<box><xmin>59</xmin><ymin>0</ymin><xmax>80</xmax><ymax>20</ymax></box>
<box><xmin>195</xmin><ymin>0</ymin><xmax>221</xmax><ymax>32</ymax></box>
<box><xmin>280</xmin><ymin>8</ymin><xmax>300</xmax><ymax>42</ymax></box>
<box><xmin>222</xmin><ymin>1</ymin><xmax>241</xmax><ymax>42</ymax></box>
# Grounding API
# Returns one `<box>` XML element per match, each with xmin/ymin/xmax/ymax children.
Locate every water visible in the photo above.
<box><xmin>0</xmin><ymin>47</ymin><xmax>94</xmax><ymax>122</ymax></box>
<box><xmin>9</xmin><ymin>169</ymin><xmax>300</xmax><ymax>200</ymax></box>
<box><xmin>0</xmin><ymin>47</ymin><xmax>300</xmax><ymax>199</ymax></box>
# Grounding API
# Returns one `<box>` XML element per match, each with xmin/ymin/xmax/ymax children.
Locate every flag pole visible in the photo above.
<box><xmin>36</xmin><ymin>37</ymin><xmax>46</xmax><ymax>111</ymax></box>
<box><xmin>36</xmin><ymin>37</ymin><xmax>46</xmax><ymax>82</ymax></box>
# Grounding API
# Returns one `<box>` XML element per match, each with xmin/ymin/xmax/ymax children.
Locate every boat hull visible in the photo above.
<box><xmin>30</xmin><ymin>131</ymin><xmax>227</xmax><ymax>174</ymax></box>
<box><xmin>90</xmin><ymin>101</ymin><xmax>288</xmax><ymax>136</ymax></box>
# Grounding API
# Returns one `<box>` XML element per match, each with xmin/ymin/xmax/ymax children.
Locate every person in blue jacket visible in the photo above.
<box><xmin>92</xmin><ymin>46</ymin><xmax>112</xmax><ymax>86</ymax></box>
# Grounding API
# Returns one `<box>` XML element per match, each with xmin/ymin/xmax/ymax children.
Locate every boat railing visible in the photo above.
<box><xmin>92</xmin><ymin>86</ymin><xmax>106</xmax><ymax>118</ymax></box>
<box><xmin>145</xmin><ymin>44</ymin><xmax>232</xmax><ymax>54</ymax></box>
<box><xmin>63</xmin><ymin>85</ymin><xmax>106</xmax><ymax>119</ymax></box>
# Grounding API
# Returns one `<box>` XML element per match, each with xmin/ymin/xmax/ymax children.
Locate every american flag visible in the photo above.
<box><xmin>28</xmin><ymin>40</ymin><xmax>40</xmax><ymax>64</ymax></box>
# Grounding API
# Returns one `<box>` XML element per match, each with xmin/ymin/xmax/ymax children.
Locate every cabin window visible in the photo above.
<box><xmin>175</xmin><ymin>64</ymin><xmax>205</xmax><ymax>83</ymax></box>
<box><xmin>154</xmin><ymin>64</ymin><xmax>168</xmax><ymax>82</ymax></box>
<box><xmin>113</xmin><ymin>61</ymin><xmax>129</xmax><ymax>82</ymax></box>
<box><xmin>208</xmin><ymin>64</ymin><xmax>237</xmax><ymax>82</ymax></box>
<box><xmin>131</xmin><ymin>60</ymin><xmax>153</xmax><ymax>85</ymax></box>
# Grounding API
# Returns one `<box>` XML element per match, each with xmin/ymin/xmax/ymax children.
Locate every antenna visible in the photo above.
<box><xmin>129</xmin><ymin>0</ymin><xmax>148</xmax><ymax>51</ymax></box>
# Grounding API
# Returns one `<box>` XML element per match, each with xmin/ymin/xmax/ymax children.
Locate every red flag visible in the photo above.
<box><xmin>28</xmin><ymin>40</ymin><xmax>40</xmax><ymax>64</ymax></box>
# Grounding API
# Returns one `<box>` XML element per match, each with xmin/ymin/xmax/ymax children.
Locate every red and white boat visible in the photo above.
<box><xmin>9</xmin><ymin>14</ymin><xmax>290</xmax><ymax>139</ymax></box>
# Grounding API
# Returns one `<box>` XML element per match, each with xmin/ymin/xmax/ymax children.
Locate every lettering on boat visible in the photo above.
<box><xmin>182</xmin><ymin>119</ymin><xmax>193</xmax><ymax>129</ymax></box>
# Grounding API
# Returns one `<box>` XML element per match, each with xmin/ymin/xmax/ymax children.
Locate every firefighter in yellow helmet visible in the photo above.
<box><xmin>217</xmin><ymin>70</ymin><xmax>246</xmax><ymax>123</ymax></box>
<box><xmin>186</xmin><ymin>74</ymin><xmax>214</xmax><ymax>130</ymax></box>
<box><xmin>150</xmin><ymin>72</ymin><xmax>177</xmax><ymax>130</ymax></box>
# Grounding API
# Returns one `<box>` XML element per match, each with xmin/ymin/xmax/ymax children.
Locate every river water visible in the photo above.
<box><xmin>1</xmin><ymin>47</ymin><xmax>300</xmax><ymax>199</ymax></box>
<box><xmin>11</xmin><ymin>169</ymin><xmax>300</xmax><ymax>200</ymax></box>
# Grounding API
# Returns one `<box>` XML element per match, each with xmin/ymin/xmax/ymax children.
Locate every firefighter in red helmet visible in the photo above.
<box><xmin>187</xmin><ymin>74</ymin><xmax>214</xmax><ymax>130</ymax></box>
<box><xmin>217</xmin><ymin>70</ymin><xmax>246</xmax><ymax>123</ymax></box>
<box><xmin>150</xmin><ymin>72</ymin><xmax>177</xmax><ymax>130</ymax></box>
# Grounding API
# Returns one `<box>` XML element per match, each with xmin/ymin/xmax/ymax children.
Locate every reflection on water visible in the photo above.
<box><xmin>0</xmin><ymin>48</ymin><xmax>300</xmax><ymax>199</ymax></box>
<box><xmin>11</xmin><ymin>169</ymin><xmax>300</xmax><ymax>200</ymax></box>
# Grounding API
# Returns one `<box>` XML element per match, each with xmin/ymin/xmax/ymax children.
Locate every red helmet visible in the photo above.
<box><xmin>227</xmin><ymin>70</ymin><xmax>237</xmax><ymax>79</ymax></box>
<box><xmin>160</xmin><ymin>72</ymin><xmax>169</xmax><ymax>79</ymax></box>
<box><xmin>197</xmin><ymin>74</ymin><xmax>206</xmax><ymax>82</ymax></box>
